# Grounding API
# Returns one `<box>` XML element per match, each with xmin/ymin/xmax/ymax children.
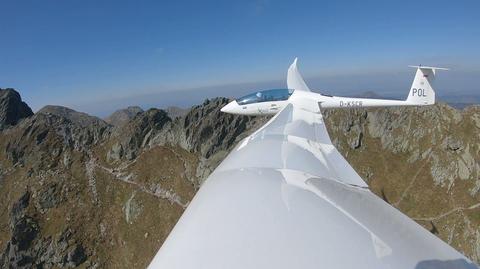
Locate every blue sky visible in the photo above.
<box><xmin>1</xmin><ymin>0</ymin><xmax>479</xmax><ymax>115</ymax></box>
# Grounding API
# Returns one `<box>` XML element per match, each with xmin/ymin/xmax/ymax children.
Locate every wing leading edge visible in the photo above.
<box><xmin>148</xmin><ymin>60</ymin><xmax>477</xmax><ymax>269</ymax></box>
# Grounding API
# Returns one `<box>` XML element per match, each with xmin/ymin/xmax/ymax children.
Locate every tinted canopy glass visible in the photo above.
<box><xmin>236</xmin><ymin>89</ymin><xmax>294</xmax><ymax>105</ymax></box>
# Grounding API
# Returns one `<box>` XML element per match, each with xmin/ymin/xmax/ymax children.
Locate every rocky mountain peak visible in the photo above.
<box><xmin>104</xmin><ymin>106</ymin><xmax>144</xmax><ymax>127</ymax></box>
<box><xmin>107</xmin><ymin>108</ymin><xmax>172</xmax><ymax>161</ymax></box>
<box><xmin>38</xmin><ymin>105</ymin><xmax>108</xmax><ymax>128</ymax></box>
<box><xmin>0</xmin><ymin>88</ymin><xmax>33</xmax><ymax>130</ymax></box>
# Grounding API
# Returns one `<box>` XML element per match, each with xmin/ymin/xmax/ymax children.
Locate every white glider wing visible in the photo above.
<box><xmin>148</xmin><ymin>101</ymin><xmax>476</xmax><ymax>269</ymax></box>
<box><xmin>148</xmin><ymin>60</ymin><xmax>476</xmax><ymax>269</ymax></box>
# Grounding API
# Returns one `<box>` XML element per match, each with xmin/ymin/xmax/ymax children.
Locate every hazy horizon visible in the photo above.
<box><xmin>6</xmin><ymin>67</ymin><xmax>476</xmax><ymax>117</ymax></box>
<box><xmin>4</xmin><ymin>65</ymin><xmax>479</xmax><ymax>117</ymax></box>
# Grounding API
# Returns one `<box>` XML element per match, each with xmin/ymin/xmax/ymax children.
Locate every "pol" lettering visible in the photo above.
<box><xmin>411</xmin><ymin>88</ymin><xmax>427</xmax><ymax>97</ymax></box>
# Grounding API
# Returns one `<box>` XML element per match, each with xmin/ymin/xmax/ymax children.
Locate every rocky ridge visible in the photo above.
<box><xmin>0</xmin><ymin>88</ymin><xmax>33</xmax><ymax>130</ymax></box>
<box><xmin>0</xmin><ymin>90</ymin><xmax>478</xmax><ymax>268</ymax></box>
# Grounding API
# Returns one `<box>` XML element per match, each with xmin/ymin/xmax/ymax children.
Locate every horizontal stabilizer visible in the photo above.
<box><xmin>408</xmin><ymin>65</ymin><xmax>449</xmax><ymax>71</ymax></box>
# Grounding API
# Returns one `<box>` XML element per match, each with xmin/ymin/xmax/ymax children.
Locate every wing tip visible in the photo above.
<box><xmin>287</xmin><ymin>57</ymin><xmax>311</xmax><ymax>92</ymax></box>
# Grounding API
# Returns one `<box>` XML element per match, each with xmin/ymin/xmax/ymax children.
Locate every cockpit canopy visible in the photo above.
<box><xmin>236</xmin><ymin>89</ymin><xmax>294</xmax><ymax>105</ymax></box>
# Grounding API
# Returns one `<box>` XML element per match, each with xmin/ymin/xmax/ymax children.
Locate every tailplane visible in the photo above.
<box><xmin>406</xmin><ymin>66</ymin><xmax>448</xmax><ymax>105</ymax></box>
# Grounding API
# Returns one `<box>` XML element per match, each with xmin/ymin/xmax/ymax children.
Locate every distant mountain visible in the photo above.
<box><xmin>448</xmin><ymin>103</ymin><xmax>479</xmax><ymax>110</ymax></box>
<box><xmin>437</xmin><ymin>94</ymin><xmax>480</xmax><ymax>110</ymax></box>
<box><xmin>0</xmin><ymin>88</ymin><xmax>33</xmax><ymax>130</ymax></box>
<box><xmin>0</xmin><ymin>89</ymin><xmax>479</xmax><ymax>268</ymax></box>
<box><xmin>104</xmin><ymin>106</ymin><xmax>144</xmax><ymax>127</ymax></box>
<box><xmin>355</xmin><ymin>90</ymin><xmax>385</xmax><ymax>99</ymax></box>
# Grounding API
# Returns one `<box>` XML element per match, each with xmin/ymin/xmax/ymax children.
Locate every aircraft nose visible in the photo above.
<box><xmin>220</xmin><ymin>100</ymin><xmax>236</xmax><ymax>113</ymax></box>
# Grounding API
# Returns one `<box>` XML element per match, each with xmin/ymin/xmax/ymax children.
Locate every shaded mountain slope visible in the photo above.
<box><xmin>0</xmin><ymin>88</ymin><xmax>33</xmax><ymax>130</ymax></box>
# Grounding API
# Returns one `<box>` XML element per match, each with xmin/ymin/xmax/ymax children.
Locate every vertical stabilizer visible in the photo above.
<box><xmin>406</xmin><ymin>66</ymin><xmax>448</xmax><ymax>105</ymax></box>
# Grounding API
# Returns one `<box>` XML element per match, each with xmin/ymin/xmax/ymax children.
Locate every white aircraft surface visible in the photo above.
<box><xmin>148</xmin><ymin>59</ymin><xmax>478</xmax><ymax>269</ymax></box>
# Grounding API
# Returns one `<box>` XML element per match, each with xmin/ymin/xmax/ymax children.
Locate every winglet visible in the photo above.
<box><xmin>287</xmin><ymin>58</ymin><xmax>311</xmax><ymax>92</ymax></box>
<box><xmin>292</xmin><ymin>57</ymin><xmax>298</xmax><ymax>66</ymax></box>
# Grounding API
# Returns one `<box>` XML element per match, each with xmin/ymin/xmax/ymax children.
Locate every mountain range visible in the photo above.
<box><xmin>0</xmin><ymin>88</ymin><xmax>478</xmax><ymax>268</ymax></box>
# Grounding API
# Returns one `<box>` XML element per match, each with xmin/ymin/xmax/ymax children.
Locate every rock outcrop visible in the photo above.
<box><xmin>0</xmin><ymin>88</ymin><xmax>33</xmax><ymax>130</ymax></box>
<box><xmin>108</xmin><ymin>108</ymin><xmax>171</xmax><ymax>161</ymax></box>
<box><xmin>161</xmin><ymin>98</ymin><xmax>267</xmax><ymax>180</ymax></box>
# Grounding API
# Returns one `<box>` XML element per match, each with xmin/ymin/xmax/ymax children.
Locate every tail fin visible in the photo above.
<box><xmin>406</xmin><ymin>65</ymin><xmax>448</xmax><ymax>105</ymax></box>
